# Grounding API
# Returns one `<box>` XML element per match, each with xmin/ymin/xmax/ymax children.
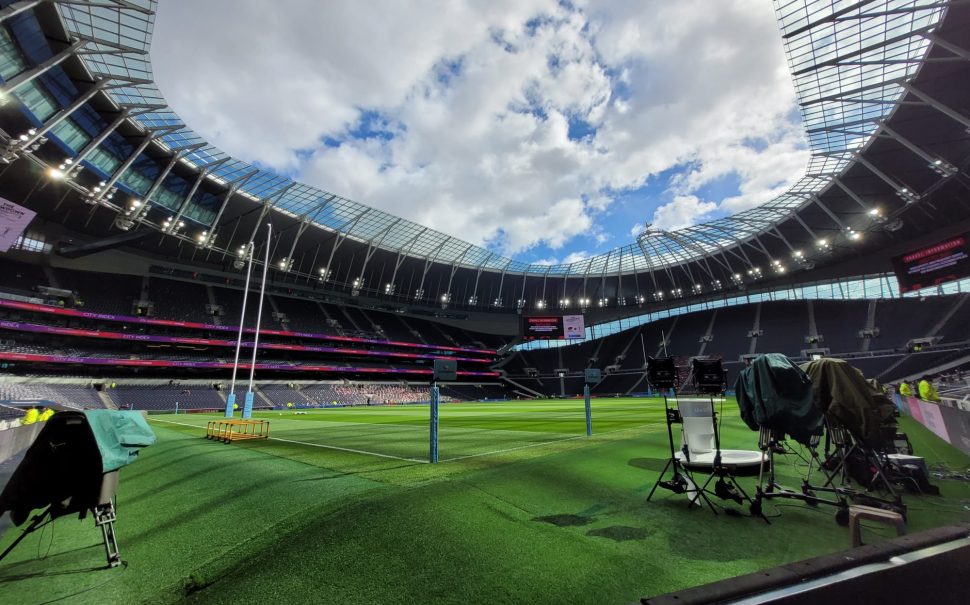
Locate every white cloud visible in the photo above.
<box><xmin>650</xmin><ymin>195</ymin><xmax>718</xmax><ymax>231</ymax></box>
<box><xmin>151</xmin><ymin>0</ymin><xmax>808</xmax><ymax>256</ymax></box>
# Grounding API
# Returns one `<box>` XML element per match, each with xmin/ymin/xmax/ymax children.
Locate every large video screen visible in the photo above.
<box><xmin>521</xmin><ymin>315</ymin><xmax>585</xmax><ymax>341</ymax></box>
<box><xmin>891</xmin><ymin>232</ymin><xmax>970</xmax><ymax>293</ymax></box>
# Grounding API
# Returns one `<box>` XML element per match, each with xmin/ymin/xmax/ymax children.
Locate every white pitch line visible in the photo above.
<box><xmin>440</xmin><ymin>434</ymin><xmax>588</xmax><ymax>462</ymax></box>
<box><xmin>269</xmin><ymin>436</ymin><xmax>428</xmax><ymax>464</ymax></box>
<box><xmin>149</xmin><ymin>418</ymin><xmax>428</xmax><ymax>464</ymax></box>
<box><xmin>440</xmin><ymin>421</ymin><xmax>662</xmax><ymax>462</ymax></box>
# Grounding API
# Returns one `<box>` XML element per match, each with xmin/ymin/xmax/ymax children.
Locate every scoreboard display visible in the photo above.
<box><xmin>521</xmin><ymin>315</ymin><xmax>585</xmax><ymax>341</ymax></box>
<box><xmin>891</xmin><ymin>232</ymin><xmax>970</xmax><ymax>293</ymax></box>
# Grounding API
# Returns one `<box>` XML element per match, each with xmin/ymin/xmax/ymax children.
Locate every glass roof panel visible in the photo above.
<box><xmin>58</xmin><ymin>0</ymin><xmax>945</xmax><ymax>276</ymax></box>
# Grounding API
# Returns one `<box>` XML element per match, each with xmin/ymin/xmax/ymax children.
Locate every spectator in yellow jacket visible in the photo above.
<box><xmin>918</xmin><ymin>376</ymin><xmax>940</xmax><ymax>402</ymax></box>
<box><xmin>22</xmin><ymin>407</ymin><xmax>40</xmax><ymax>425</ymax></box>
<box><xmin>899</xmin><ymin>382</ymin><xmax>913</xmax><ymax>397</ymax></box>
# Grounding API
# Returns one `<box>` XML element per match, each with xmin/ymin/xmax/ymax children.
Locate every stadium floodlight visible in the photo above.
<box><xmin>849</xmin><ymin>231</ymin><xmax>863</xmax><ymax>241</ymax></box>
<box><xmin>468</xmin><ymin>295</ymin><xmax>478</xmax><ymax>305</ymax></box>
<box><xmin>692</xmin><ymin>284</ymin><xmax>702</xmax><ymax>294</ymax></box>
<box><xmin>598</xmin><ymin>298</ymin><xmax>608</xmax><ymax>307</ymax></box>
<box><xmin>929</xmin><ymin>158</ymin><xmax>957</xmax><ymax>177</ymax></box>
<box><xmin>867</xmin><ymin>207</ymin><xmax>881</xmax><ymax>217</ymax></box>
<box><xmin>384</xmin><ymin>283</ymin><xmax>396</xmax><ymax>295</ymax></box>
<box><xmin>47</xmin><ymin>167</ymin><xmax>64</xmax><ymax>180</ymax></box>
<box><xmin>653</xmin><ymin>291</ymin><xmax>664</xmax><ymax>301</ymax></box>
<box><xmin>414</xmin><ymin>288</ymin><xmax>425</xmax><ymax>301</ymax></box>
<box><xmin>536</xmin><ymin>300</ymin><xmax>546</xmax><ymax>309</ymax></box>
<box><xmin>895</xmin><ymin>187</ymin><xmax>919</xmax><ymax>204</ymax></box>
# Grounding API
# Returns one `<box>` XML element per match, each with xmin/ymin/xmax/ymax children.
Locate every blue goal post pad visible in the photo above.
<box><xmin>584</xmin><ymin>368</ymin><xmax>602</xmax><ymax>383</ymax></box>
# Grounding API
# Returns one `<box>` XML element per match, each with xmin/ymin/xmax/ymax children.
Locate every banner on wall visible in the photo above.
<box><xmin>0</xmin><ymin>197</ymin><xmax>36</xmax><ymax>252</ymax></box>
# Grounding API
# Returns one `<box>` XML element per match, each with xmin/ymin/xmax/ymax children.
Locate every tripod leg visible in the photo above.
<box><xmin>94</xmin><ymin>500</ymin><xmax>121</xmax><ymax>568</ymax></box>
<box><xmin>0</xmin><ymin>508</ymin><xmax>51</xmax><ymax>563</ymax></box>
<box><xmin>647</xmin><ymin>458</ymin><xmax>674</xmax><ymax>501</ymax></box>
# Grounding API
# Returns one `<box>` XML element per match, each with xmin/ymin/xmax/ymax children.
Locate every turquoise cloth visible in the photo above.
<box><xmin>83</xmin><ymin>410</ymin><xmax>156</xmax><ymax>472</ymax></box>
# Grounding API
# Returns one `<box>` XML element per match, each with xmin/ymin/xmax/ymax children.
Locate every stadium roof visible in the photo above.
<box><xmin>51</xmin><ymin>0</ymin><xmax>946</xmax><ymax>276</ymax></box>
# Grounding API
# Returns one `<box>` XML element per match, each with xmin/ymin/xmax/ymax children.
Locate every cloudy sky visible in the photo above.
<box><xmin>151</xmin><ymin>0</ymin><xmax>809</xmax><ymax>265</ymax></box>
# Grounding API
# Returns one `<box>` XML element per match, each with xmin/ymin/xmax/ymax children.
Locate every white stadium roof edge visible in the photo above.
<box><xmin>52</xmin><ymin>0</ymin><xmax>946</xmax><ymax>277</ymax></box>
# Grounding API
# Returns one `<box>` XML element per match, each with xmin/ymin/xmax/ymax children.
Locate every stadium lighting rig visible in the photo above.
<box><xmin>598</xmin><ymin>297</ymin><xmax>608</xmax><ymax>307</ymax></box>
<box><xmin>384</xmin><ymin>283</ymin><xmax>396</xmax><ymax>294</ymax></box>
<box><xmin>233</xmin><ymin>243</ymin><xmax>253</xmax><ymax>270</ymax></box>
<box><xmin>278</xmin><ymin>256</ymin><xmax>294</xmax><ymax>271</ymax></box>
<box><xmin>929</xmin><ymin>158</ymin><xmax>957</xmax><ymax>178</ymax></box>
<box><xmin>351</xmin><ymin>277</ymin><xmax>364</xmax><ymax>296</ymax></box>
<box><xmin>894</xmin><ymin>187</ymin><xmax>919</xmax><ymax>204</ymax></box>
<box><xmin>161</xmin><ymin>216</ymin><xmax>185</xmax><ymax>234</ymax></box>
<box><xmin>414</xmin><ymin>288</ymin><xmax>425</xmax><ymax>301</ymax></box>
<box><xmin>467</xmin><ymin>295</ymin><xmax>478</xmax><ymax>305</ymax></box>
<box><xmin>440</xmin><ymin>292</ymin><xmax>451</xmax><ymax>309</ymax></box>
<box><xmin>318</xmin><ymin>267</ymin><xmax>330</xmax><ymax>281</ymax></box>
<box><xmin>514</xmin><ymin>298</ymin><xmax>526</xmax><ymax>309</ymax></box>
<box><xmin>1</xmin><ymin>128</ymin><xmax>47</xmax><ymax>164</ymax></box>
<box><xmin>536</xmin><ymin>300</ymin><xmax>546</xmax><ymax>309</ymax></box>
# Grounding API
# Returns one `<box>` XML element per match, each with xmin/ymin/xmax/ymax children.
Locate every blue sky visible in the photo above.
<box><xmin>153</xmin><ymin>0</ymin><xmax>810</xmax><ymax>266</ymax></box>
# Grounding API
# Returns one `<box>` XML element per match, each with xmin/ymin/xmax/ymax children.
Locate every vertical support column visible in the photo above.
<box><xmin>584</xmin><ymin>384</ymin><xmax>592</xmax><ymax>436</ymax></box>
<box><xmin>429</xmin><ymin>383</ymin><xmax>440</xmax><ymax>463</ymax></box>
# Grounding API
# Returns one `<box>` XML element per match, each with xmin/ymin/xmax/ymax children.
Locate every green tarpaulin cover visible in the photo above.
<box><xmin>734</xmin><ymin>353</ymin><xmax>823</xmax><ymax>446</ymax></box>
<box><xmin>83</xmin><ymin>410</ymin><xmax>156</xmax><ymax>472</ymax></box>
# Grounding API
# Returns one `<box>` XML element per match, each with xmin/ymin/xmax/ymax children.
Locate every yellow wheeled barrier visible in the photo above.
<box><xmin>206</xmin><ymin>419</ymin><xmax>270</xmax><ymax>443</ymax></box>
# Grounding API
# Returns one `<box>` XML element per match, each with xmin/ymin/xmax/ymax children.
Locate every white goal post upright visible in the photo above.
<box><xmin>243</xmin><ymin>222</ymin><xmax>272</xmax><ymax>420</ymax></box>
<box><xmin>225</xmin><ymin>240</ymin><xmax>256</xmax><ymax>418</ymax></box>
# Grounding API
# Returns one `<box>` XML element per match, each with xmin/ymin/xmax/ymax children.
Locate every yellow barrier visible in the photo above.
<box><xmin>205</xmin><ymin>419</ymin><xmax>270</xmax><ymax>443</ymax></box>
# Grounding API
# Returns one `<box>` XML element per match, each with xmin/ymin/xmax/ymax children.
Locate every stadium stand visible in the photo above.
<box><xmin>811</xmin><ymin>300</ymin><xmax>868</xmax><ymax>354</ymax></box>
<box><xmin>755</xmin><ymin>301</ymin><xmax>808</xmax><ymax>356</ymax></box>
<box><xmin>508</xmin><ymin>296</ymin><xmax>970</xmax><ymax>395</ymax></box>
<box><xmin>706</xmin><ymin>305</ymin><xmax>757</xmax><ymax>361</ymax></box>
<box><xmin>0</xmin><ymin>259</ymin><xmax>48</xmax><ymax>298</ymax></box>
<box><xmin>107</xmin><ymin>384</ymin><xmax>225</xmax><ymax>411</ymax></box>
<box><xmin>257</xmin><ymin>383</ymin><xmax>316</xmax><ymax>408</ymax></box>
<box><xmin>0</xmin><ymin>382</ymin><xmax>106</xmax><ymax>409</ymax></box>
<box><xmin>52</xmin><ymin>268</ymin><xmax>142</xmax><ymax>316</ymax></box>
<box><xmin>148</xmin><ymin>278</ymin><xmax>211</xmax><ymax>323</ymax></box>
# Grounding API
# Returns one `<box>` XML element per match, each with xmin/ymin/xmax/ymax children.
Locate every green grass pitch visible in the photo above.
<box><xmin>1</xmin><ymin>397</ymin><xmax>969</xmax><ymax>604</ymax></box>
